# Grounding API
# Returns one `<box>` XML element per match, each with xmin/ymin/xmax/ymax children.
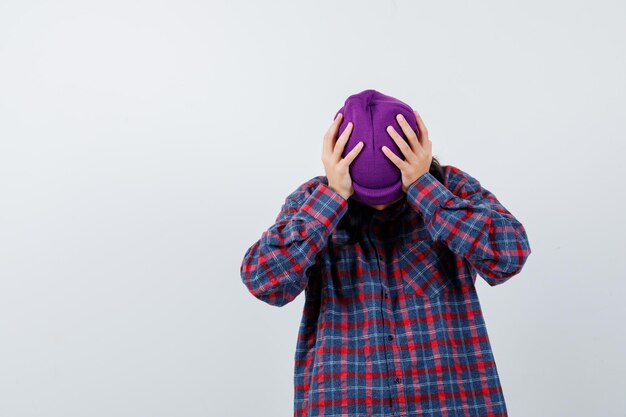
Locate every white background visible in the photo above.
<box><xmin>1</xmin><ymin>0</ymin><xmax>625</xmax><ymax>416</ymax></box>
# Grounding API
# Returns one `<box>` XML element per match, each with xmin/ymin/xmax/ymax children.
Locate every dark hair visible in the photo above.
<box><xmin>336</xmin><ymin>156</ymin><xmax>445</xmax><ymax>246</ymax></box>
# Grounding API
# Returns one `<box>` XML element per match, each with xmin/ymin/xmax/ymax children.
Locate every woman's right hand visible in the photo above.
<box><xmin>322</xmin><ymin>113</ymin><xmax>364</xmax><ymax>200</ymax></box>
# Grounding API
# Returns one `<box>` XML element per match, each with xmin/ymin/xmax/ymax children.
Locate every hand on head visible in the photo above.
<box><xmin>322</xmin><ymin>110</ymin><xmax>433</xmax><ymax>199</ymax></box>
<box><xmin>322</xmin><ymin>112</ymin><xmax>363</xmax><ymax>200</ymax></box>
<box><xmin>381</xmin><ymin>110</ymin><xmax>433</xmax><ymax>193</ymax></box>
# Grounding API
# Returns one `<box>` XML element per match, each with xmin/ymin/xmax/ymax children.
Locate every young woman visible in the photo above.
<box><xmin>240</xmin><ymin>90</ymin><xmax>532</xmax><ymax>417</ymax></box>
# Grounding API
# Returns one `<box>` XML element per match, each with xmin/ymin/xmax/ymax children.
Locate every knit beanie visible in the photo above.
<box><xmin>333</xmin><ymin>89</ymin><xmax>420</xmax><ymax>206</ymax></box>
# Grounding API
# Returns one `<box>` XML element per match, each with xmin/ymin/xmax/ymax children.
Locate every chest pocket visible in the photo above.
<box><xmin>323</xmin><ymin>228</ymin><xmax>362</xmax><ymax>298</ymax></box>
<box><xmin>397</xmin><ymin>231</ymin><xmax>456</xmax><ymax>299</ymax></box>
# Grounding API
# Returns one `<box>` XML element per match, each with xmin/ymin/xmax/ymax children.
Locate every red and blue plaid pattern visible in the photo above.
<box><xmin>240</xmin><ymin>164</ymin><xmax>532</xmax><ymax>417</ymax></box>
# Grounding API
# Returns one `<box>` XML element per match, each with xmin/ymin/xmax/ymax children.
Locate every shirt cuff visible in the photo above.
<box><xmin>406</xmin><ymin>172</ymin><xmax>456</xmax><ymax>218</ymax></box>
<box><xmin>301</xmin><ymin>182</ymin><xmax>349</xmax><ymax>230</ymax></box>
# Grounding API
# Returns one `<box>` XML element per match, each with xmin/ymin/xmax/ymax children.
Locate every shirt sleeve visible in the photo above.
<box><xmin>240</xmin><ymin>177</ymin><xmax>349</xmax><ymax>306</ymax></box>
<box><xmin>406</xmin><ymin>165</ymin><xmax>532</xmax><ymax>287</ymax></box>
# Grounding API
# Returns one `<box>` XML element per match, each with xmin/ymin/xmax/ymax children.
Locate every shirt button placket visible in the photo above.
<box><xmin>376</xmin><ymin>249</ymin><xmax>390</xmax><ymax>301</ymax></box>
<box><xmin>368</xmin><ymin>218</ymin><xmax>401</xmax><ymax>417</ymax></box>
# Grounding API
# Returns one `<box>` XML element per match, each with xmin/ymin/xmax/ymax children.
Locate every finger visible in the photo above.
<box><xmin>381</xmin><ymin>145</ymin><xmax>409</xmax><ymax>170</ymax></box>
<box><xmin>425</xmin><ymin>137</ymin><xmax>433</xmax><ymax>153</ymax></box>
<box><xmin>385</xmin><ymin>125</ymin><xmax>415</xmax><ymax>162</ymax></box>
<box><xmin>323</xmin><ymin>113</ymin><xmax>343</xmax><ymax>159</ymax></box>
<box><xmin>413</xmin><ymin>110</ymin><xmax>429</xmax><ymax>143</ymax></box>
<box><xmin>332</xmin><ymin>121</ymin><xmax>353</xmax><ymax>162</ymax></box>
<box><xmin>341</xmin><ymin>140</ymin><xmax>364</xmax><ymax>166</ymax></box>
<box><xmin>395</xmin><ymin>113</ymin><xmax>421</xmax><ymax>153</ymax></box>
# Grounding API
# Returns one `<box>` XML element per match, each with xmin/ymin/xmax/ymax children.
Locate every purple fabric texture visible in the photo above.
<box><xmin>334</xmin><ymin>89</ymin><xmax>420</xmax><ymax>206</ymax></box>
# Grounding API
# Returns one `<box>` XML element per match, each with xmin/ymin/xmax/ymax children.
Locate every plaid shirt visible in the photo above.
<box><xmin>240</xmin><ymin>164</ymin><xmax>532</xmax><ymax>417</ymax></box>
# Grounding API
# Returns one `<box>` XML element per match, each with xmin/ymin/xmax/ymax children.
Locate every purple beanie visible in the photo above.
<box><xmin>333</xmin><ymin>89</ymin><xmax>420</xmax><ymax>206</ymax></box>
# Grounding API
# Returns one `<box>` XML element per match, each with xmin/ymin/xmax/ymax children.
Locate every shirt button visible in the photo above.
<box><xmin>384</xmin><ymin>292</ymin><xmax>389</xmax><ymax>298</ymax></box>
<box><xmin>395</xmin><ymin>377</ymin><xmax>401</xmax><ymax>384</ymax></box>
<box><xmin>388</xmin><ymin>334</ymin><xmax>394</xmax><ymax>341</ymax></box>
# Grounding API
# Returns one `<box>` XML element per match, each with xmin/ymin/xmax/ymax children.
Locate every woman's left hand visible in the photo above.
<box><xmin>381</xmin><ymin>110</ymin><xmax>433</xmax><ymax>193</ymax></box>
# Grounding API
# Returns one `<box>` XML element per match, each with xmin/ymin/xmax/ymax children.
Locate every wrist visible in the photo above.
<box><xmin>327</xmin><ymin>184</ymin><xmax>350</xmax><ymax>201</ymax></box>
